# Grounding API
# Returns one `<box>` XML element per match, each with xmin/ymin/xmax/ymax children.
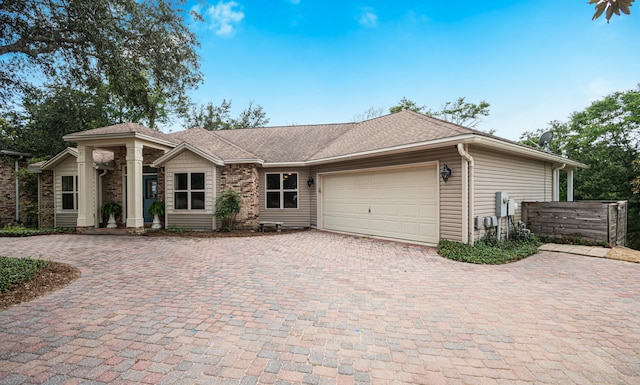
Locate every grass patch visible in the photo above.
<box><xmin>0</xmin><ymin>256</ymin><xmax>49</xmax><ymax>293</ymax></box>
<box><xmin>0</xmin><ymin>224</ymin><xmax>74</xmax><ymax>237</ymax></box>
<box><xmin>438</xmin><ymin>234</ymin><xmax>542</xmax><ymax>264</ymax></box>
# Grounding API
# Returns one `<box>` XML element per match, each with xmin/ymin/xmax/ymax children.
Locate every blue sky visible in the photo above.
<box><xmin>185</xmin><ymin>1</ymin><xmax>639</xmax><ymax>141</ymax></box>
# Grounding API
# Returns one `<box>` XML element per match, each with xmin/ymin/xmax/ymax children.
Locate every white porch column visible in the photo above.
<box><xmin>551</xmin><ymin>169</ymin><xmax>560</xmax><ymax>202</ymax></box>
<box><xmin>77</xmin><ymin>145</ymin><xmax>95</xmax><ymax>227</ymax></box>
<box><xmin>552</xmin><ymin>164</ymin><xmax>566</xmax><ymax>201</ymax></box>
<box><xmin>126</xmin><ymin>141</ymin><xmax>144</xmax><ymax>228</ymax></box>
<box><xmin>567</xmin><ymin>168</ymin><xmax>574</xmax><ymax>202</ymax></box>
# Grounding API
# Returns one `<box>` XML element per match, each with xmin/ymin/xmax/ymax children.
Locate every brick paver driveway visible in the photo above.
<box><xmin>1</xmin><ymin>231</ymin><xmax>638</xmax><ymax>385</ymax></box>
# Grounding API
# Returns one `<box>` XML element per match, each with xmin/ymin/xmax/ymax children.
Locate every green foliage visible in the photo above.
<box><xmin>389</xmin><ymin>96</ymin><xmax>491</xmax><ymax>129</ymax></box>
<box><xmin>163</xmin><ymin>225</ymin><xmax>190</xmax><ymax>233</ymax></box>
<box><xmin>147</xmin><ymin>201</ymin><xmax>165</xmax><ymax>216</ymax></box>
<box><xmin>427</xmin><ymin>97</ymin><xmax>491</xmax><ymax>129</ymax></box>
<box><xmin>0</xmin><ymin>224</ymin><xmax>74</xmax><ymax>237</ymax></box>
<box><xmin>186</xmin><ymin>100</ymin><xmax>269</xmax><ymax>130</ymax></box>
<box><xmin>590</xmin><ymin>0</ymin><xmax>634</xmax><ymax>23</ymax></box>
<box><xmin>1</xmin><ymin>0</ymin><xmax>202</xmax><ymax>129</ymax></box>
<box><xmin>389</xmin><ymin>97</ymin><xmax>426</xmax><ymax>114</ymax></box>
<box><xmin>438</xmin><ymin>235</ymin><xmax>542</xmax><ymax>265</ymax></box>
<box><xmin>520</xmin><ymin>86</ymin><xmax>640</xmax><ymax>250</ymax></box>
<box><xmin>633</xmin><ymin>159</ymin><xmax>640</xmax><ymax>195</ymax></box>
<box><xmin>100</xmin><ymin>201</ymin><xmax>122</xmax><ymax>217</ymax></box>
<box><xmin>214</xmin><ymin>189</ymin><xmax>242</xmax><ymax>232</ymax></box>
<box><xmin>2</xmin><ymin>84</ymin><xmax>117</xmax><ymax>156</ymax></box>
<box><xmin>0</xmin><ymin>256</ymin><xmax>48</xmax><ymax>293</ymax></box>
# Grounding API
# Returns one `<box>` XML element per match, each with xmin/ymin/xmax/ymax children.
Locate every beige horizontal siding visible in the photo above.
<box><xmin>54</xmin><ymin>157</ymin><xmax>78</xmax><ymax>215</ymax></box>
<box><xmin>55</xmin><ymin>212</ymin><xmax>77</xmax><ymax>228</ymax></box>
<box><xmin>167</xmin><ymin>213</ymin><xmax>214</xmax><ymax>231</ymax></box>
<box><xmin>258</xmin><ymin>167</ymin><xmax>311</xmax><ymax>228</ymax></box>
<box><xmin>470</xmin><ymin>145</ymin><xmax>552</xmax><ymax>239</ymax></box>
<box><xmin>164</xmin><ymin>151</ymin><xmax>217</xmax><ymax>215</ymax></box>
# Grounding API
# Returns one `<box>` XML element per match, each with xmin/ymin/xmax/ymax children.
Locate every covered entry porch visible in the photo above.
<box><xmin>63</xmin><ymin>124</ymin><xmax>175</xmax><ymax>232</ymax></box>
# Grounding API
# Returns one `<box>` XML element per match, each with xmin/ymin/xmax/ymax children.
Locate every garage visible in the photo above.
<box><xmin>321</xmin><ymin>164</ymin><xmax>438</xmax><ymax>244</ymax></box>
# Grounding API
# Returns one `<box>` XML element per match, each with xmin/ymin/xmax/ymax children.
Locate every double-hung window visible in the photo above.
<box><xmin>174</xmin><ymin>172</ymin><xmax>205</xmax><ymax>210</ymax></box>
<box><xmin>266</xmin><ymin>173</ymin><xmax>298</xmax><ymax>209</ymax></box>
<box><xmin>61</xmin><ymin>176</ymin><xmax>78</xmax><ymax>210</ymax></box>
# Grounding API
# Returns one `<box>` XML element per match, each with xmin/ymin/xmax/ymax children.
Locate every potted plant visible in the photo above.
<box><xmin>147</xmin><ymin>201</ymin><xmax>164</xmax><ymax>229</ymax></box>
<box><xmin>100</xmin><ymin>201</ymin><xmax>122</xmax><ymax>229</ymax></box>
<box><xmin>214</xmin><ymin>189</ymin><xmax>242</xmax><ymax>232</ymax></box>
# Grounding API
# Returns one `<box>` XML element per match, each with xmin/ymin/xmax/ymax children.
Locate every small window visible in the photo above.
<box><xmin>266</xmin><ymin>173</ymin><xmax>298</xmax><ymax>209</ymax></box>
<box><xmin>61</xmin><ymin>176</ymin><xmax>78</xmax><ymax>210</ymax></box>
<box><xmin>174</xmin><ymin>172</ymin><xmax>205</xmax><ymax>210</ymax></box>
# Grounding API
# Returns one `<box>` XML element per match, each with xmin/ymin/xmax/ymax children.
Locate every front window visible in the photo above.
<box><xmin>61</xmin><ymin>176</ymin><xmax>78</xmax><ymax>210</ymax></box>
<box><xmin>174</xmin><ymin>172</ymin><xmax>205</xmax><ymax>210</ymax></box>
<box><xmin>266</xmin><ymin>173</ymin><xmax>298</xmax><ymax>209</ymax></box>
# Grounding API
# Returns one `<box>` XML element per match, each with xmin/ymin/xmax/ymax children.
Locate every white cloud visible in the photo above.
<box><xmin>358</xmin><ymin>7</ymin><xmax>378</xmax><ymax>28</ymax></box>
<box><xmin>206</xmin><ymin>1</ymin><xmax>245</xmax><ymax>37</ymax></box>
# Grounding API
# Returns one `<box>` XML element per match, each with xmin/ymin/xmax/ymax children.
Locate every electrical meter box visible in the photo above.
<box><xmin>484</xmin><ymin>216</ymin><xmax>497</xmax><ymax>228</ymax></box>
<box><xmin>495</xmin><ymin>191</ymin><xmax>509</xmax><ymax>217</ymax></box>
<box><xmin>474</xmin><ymin>216</ymin><xmax>484</xmax><ymax>230</ymax></box>
<box><xmin>507</xmin><ymin>198</ymin><xmax>517</xmax><ymax>216</ymax></box>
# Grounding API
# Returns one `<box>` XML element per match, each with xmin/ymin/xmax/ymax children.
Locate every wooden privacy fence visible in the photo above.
<box><xmin>521</xmin><ymin>201</ymin><xmax>627</xmax><ymax>247</ymax></box>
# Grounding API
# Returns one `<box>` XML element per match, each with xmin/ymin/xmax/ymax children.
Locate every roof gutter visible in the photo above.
<box><xmin>1</xmin><ymin>150</ymin><xmax>30</xmax><ymax>157</ymax></box>
<box><xmin>306</xmin><ymin>135</ymin><xmax>476</xmax><ymax>166</ymax></box>
<box><xmin>63</xmin><ymin>132</ymin><xmax>177</xmax><ymax>149</ymax></box>
<box><xmin>304</xmin><ymin>134</ymin><xmax>586</xmax><ymax>168</ymax></box>
<box><xmin>457</xmin><ymin>144</ymin><xmax>475</xmax><ymax>245</ymax></box>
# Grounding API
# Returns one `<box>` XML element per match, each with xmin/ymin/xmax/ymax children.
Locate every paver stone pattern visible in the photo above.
<box><xmin>0</xmin><ymin>232</ymin><xmax>638</xmax><ymax>384</ymax></box>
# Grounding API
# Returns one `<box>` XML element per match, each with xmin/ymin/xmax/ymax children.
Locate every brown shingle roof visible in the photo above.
<box><xmin>308</xmin><ymin>111</ymin><xmax>474</xmax><ymax>160</ymax></box>
<box><xmin>170</xmin><ymin>127</ymin><xmax>258</xmax><ymax>161</ymax></box>
<box><xmin>64</xmin><ymin>122</ymin><xmax>178</xmax><ymax>144</ymax></box>
<box><xmin>213</xmin><ymin>123</ymin><xmax>355</xmax><ymax>163</ymax></box>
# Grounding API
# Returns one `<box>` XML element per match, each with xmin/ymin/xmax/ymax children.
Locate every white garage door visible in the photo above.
<box><xmin>322</xmin><ymin>165</ymin><xmax>438</xmax><ymax>244</ymax></box>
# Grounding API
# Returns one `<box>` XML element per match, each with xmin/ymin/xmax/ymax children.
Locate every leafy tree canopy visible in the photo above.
<box><xmin>389</xmin><ymin>96</ymin><xmax>491</xmax><ymax>129</ymax></box>
<box><xmin>0</xmin><ymin>0</ymin><xmax>202</xmax><ymax>128</ymax></box>
<box><xmin>186</xmin><ymin>100</ymin><xmax>269</xmax><ymax>130</ymax></box>
<box><xmin>0</xmin><ymin>84</ymin><xmax>116</xmax><ymax>156</ymax></box>
<box><xmin>590</xmin><ymin>0</ymin><xmax>634</xmax><ymax>23</ymax></box>
<box><xmin>521</xmin><ymin>85</ymin><xmax>640</xmax><ymax>249</ymax></box>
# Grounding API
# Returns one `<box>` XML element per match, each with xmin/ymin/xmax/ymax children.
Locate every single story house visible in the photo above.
<box><xmin>29</xmin><ymin>110</ymin><xmax>586</xmax><ymax>245</ymax></box>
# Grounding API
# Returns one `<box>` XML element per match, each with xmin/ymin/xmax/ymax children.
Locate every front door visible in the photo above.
<box><xmin>143</xmin><ymin>175</ymin><xmax>158</xmax><ymax>223</ymax></box>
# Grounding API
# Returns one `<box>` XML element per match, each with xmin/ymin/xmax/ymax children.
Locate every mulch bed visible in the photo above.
<box><xmin>0</xmin><ymin>262</ymin><xmax>80</xmax><ymax>311</ymax></box>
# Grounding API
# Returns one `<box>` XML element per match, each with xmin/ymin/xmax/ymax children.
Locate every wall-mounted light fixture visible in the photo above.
<box><xmin>440</xmin><ymin>165</ymin><xmax>452</xmax><ymax>182</ymax></box>
<box><xmin>307</xmin><ymin>176</ymin><xmax>315</xmax><ymax>187</ymax></box>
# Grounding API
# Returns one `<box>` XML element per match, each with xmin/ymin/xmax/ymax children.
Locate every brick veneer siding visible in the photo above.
<box><xmin>0</xmin><ymin>156</ymin><xmax>34</xmax><ymax>227</ymax></box>
<box><xmin>103</xmin><ymin>147</ymin><xmax>126</xmax><ymax>205</ymax></box>
<box><xmin>220</xmin><ymin>164</ymin><xmax>259</xmax><ymax>230</ymax></box>
<box><xmin>39</xmin><ymin>170</ymin><xmax>55</xmax><ymax>228</ymax></box>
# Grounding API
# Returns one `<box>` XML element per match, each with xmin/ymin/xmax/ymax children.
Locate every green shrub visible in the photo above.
<box><xmin>0</xmin><ymin>224</ymin><xmax>73</xmax><ymax>237</ymax></box>
<box><xmin>214</xmin><ymin>189</ymin><xmax>242</xmax><ymax>232</ymax></box>
<box><xmin>164</xmin><ymin>225</ymin><xmax>190</xmax><ymax>233</ymax></box>
<box><xmin>0</xmin><ymin>256</ymin><xmax>48</xmax><ymax>292</ymax></box>
<box><xmin>438</xmin><ymin>234</ymin><xmax>542</xmax><ymax>265</ymax></box>
<box><xmin>147</xmin><ymin>201</ymin><xmax>165</xmax><ymax>216</ymax></box>
<box><xmin>100</xmin><ymin>201</ymin><xmax>122</xmax><ymax>217</ymax></box>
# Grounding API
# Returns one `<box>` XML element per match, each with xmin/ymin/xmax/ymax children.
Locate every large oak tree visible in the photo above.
<box><xmin>0</xmin><ymin>0</ymin><xmax>202</xmax><ymax>128</ymax></box>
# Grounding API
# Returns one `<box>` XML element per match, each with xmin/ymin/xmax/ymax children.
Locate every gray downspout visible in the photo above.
<box><xmin>15</xmin><ymin>156</ymin><xmax>23</xmax><ymax>222</ymax></box>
